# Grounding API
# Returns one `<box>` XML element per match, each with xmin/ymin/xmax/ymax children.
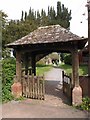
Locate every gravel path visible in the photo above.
<box><xmin>2</xmin><ymin>67</ymin><xmax>89</xmax><ymax>118</ymax></box>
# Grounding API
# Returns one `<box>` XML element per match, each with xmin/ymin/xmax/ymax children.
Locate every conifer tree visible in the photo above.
<box><xmin>24</xmin><ymin>11</ymin><xmax>27</xmax><ymax>21</ymax></box>
<box><xmin>57</xmin><ymin>1</ymin><xmax>61</xmax><ymax>19</ymax></box>
<box><xmin>21</xmin><ymin>11</ymin><xmax>24</xmax><ymax>21</ymax></box>
<box><xmin>36</xmin><ymin>10</ymin><xmax>41</xmax><ymax>26</ymax></box>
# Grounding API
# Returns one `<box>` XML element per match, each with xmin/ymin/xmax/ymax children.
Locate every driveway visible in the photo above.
<box><xmin>2</xmin><ymin>67</ymin><xmax>89</xmax><ymax>118</ymax></box>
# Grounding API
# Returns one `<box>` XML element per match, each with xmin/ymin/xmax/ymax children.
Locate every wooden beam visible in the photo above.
<box><xmin>25</xmin><ymin>55</ymin><xmax>29</xmax><ymax>75</ymax></box>
<box><xmin>72</xmin><ymin>48</ymin><xmax>82</xmax><ymax>105</ymax></box>
<box><xmin>19</xmin><ymin>42</ymin><xmax>73</xmax><ymax>53</ymax></box>
<box><xmin>16</xmin><ymin>50</ymin><xmax>22</xmax><ymax>83</ymax></box>
<box><xmin>31</xmin><ymin>54</ymin><xmax>36</xmax><ymax>75</ymax></box>
<box><xmin>88</xmin><ymin>1</ymin><xmax>90</xmax><ymax>76</ymax></box>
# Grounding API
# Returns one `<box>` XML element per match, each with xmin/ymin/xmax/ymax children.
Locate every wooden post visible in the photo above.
<box><xmin>16</xmin><ymin>50</ymin><xmax>22</xmax><ymax>83</ymax></box>
<box><xmin>88</xmin><ymin>0</ymin><xmax>90</xmax><ymax>76</ymax></box>
<box><xmin>11</xmin><ymin>50</ymin><xmax>22</xmax><ymax>98</ymax></box>
<box><xmin>72</xmin><ymin>49</ymin><xmax>79</xmax><ymax>87</ymax></box>
<box><xmin>25</xmin><ymin>55</ymin><xmax>29</xmax><ymax>75</ymax></box>
<box><xmin>72</xmin><ymin>48</ymin><xmax>82</xmax><ymax>105</ymax></box>
<box><xmin>87</xmin><ymin>0</ymin><xmax>90</xmax><ymax>98</ymax></box>
<box><xmin>31</xmin><ymin>54</ymin><xmax>36</xmax><ymax>75</ymax></box>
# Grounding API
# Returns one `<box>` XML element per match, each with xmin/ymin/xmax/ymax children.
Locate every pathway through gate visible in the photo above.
<box><xmin>44</xmin><ymin>67</ymin><xmax>69</xmax><ymax>107</ymax></box>
<box><xmin>2</xmin><ymin>67</ymin><xmax>88</xmax><ymax>118</ymax></box>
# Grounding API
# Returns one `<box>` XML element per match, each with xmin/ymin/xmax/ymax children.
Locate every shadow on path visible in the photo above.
<box><xmin>45</xmin><ymin>80</ymin><xmax>70</xmax><ymax>106</ymax></box>
<box><xmin>44</xmin><ymin>67</ymin><xmax>71</xmax><ymax>107</ymax></box>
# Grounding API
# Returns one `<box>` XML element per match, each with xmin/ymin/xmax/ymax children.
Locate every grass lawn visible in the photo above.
<box><xmin>36</xmin><ymin>64</ymin><xmax>52</xmax><ymax>76</ymax></box>
<box><xmin>59</xmin><ymin>63</ymin><xmax>88</xmax><ymax>76</ymax></box>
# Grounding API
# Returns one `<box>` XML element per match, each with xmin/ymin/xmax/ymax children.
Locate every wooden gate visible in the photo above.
<box><xmin>21</xmin><ymin>75</ymin><xmax>45</xmax><ymax>100</ymax></box>
<box><xmin>62</xmin><ymin>71</ymin><xmax>73</xmax><ymax>103</ymax></box>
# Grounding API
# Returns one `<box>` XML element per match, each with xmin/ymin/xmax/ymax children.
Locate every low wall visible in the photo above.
<box><xmin>79</xmin><ymin>76</ymin><xmax>90</xmax><ymax>97</ymax></box>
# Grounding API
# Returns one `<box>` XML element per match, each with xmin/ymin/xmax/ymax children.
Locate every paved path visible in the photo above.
<box><xmin>2</xmin><ymin>68</ymin><xmax>89</xmax><ymax>118</ymax></box>
<box><xmin>45</xmin><ymin>67</ymin><xmax>63</xmax><ymax>83</ymax></box>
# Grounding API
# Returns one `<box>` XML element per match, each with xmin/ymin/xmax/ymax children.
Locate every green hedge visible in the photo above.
<box><xmin>2</xmin><ymin>57</ymin><xmax>16</xmax><ymax>102</ymax></box>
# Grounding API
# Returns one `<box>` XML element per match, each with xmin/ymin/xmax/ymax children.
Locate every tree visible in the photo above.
<box><xmin>0</xmin><ymin>10</ymin><xmax>8</xmax><ymax>28</ymax></box>
<box><xmin>21</xmin><ymin>11</ymin><xmax>24</xmax><ymax>21</ymax></box>
<box><xmin>49</xmin><ymin>6</ymin><xmax>56</xmax><ymax>25</ymax></box>
<box><xmin>56</xmin><ymin>2</ymin><xmax>72</xmax><ymax>28</ymax></box>
<box><xmin>36</xmin><ymin>10</ymin><xmax>41</xmax><ymax>26</ymax></box>
<box><xmin>1</xmin><ymin>11</ymin><xmax>8</xmax><ymax>47</ymax></box>
<box><xmin>24</xmin><ymin>11</ymin><xmax>27</xmax><ymax>21</ymax></box>
<box><xmin>2</xmin><ymin>1</ymin><xmax>72</xmax><ymax>55</ymax></box>
<box><xmin>40</xmin><ymin>9</ymin><xmax>49</xmax><ymax>26</ymax></box>
<box><xmin>57</xmin><ymin>1</ymin><xmax>61</xmax><ymax>19</ymax></box>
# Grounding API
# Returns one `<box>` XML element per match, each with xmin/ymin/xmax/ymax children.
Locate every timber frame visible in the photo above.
<box><xmin>7</xmin><ymin>25</ymin><xmax>87</xmax><ymax>105</ymax></box>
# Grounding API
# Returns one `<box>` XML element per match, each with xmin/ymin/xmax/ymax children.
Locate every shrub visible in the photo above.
<box><xmin>76</xmin><ymin>97</ymin><xmax>90</xmax><ymax>111</ymax></box>
<box><xmin>2</xmin><ymin>57</ymin><xmax>16</xmax><ymax>102</ymax></box>
<box><xmin>64</xmin><ymin>54</ymin><xmax>72</xmax><ymax>65</ymax></box>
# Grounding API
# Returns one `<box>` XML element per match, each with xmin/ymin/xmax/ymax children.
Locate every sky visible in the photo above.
<box><xmin>0</xmin><ymin>0</ymin><xmax>88</xmax><ymax>38</ymax></box>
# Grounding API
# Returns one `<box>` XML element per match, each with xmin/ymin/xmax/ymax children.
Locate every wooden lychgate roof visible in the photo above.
<box><xmin>7</xmin><ymin>25</ymin><xmax>87</xmax><ymax>48</ymax></box>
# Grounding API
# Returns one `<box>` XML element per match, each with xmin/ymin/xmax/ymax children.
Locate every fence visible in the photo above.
<box><xmin>21</xmin><ymin>75</ymin><xmax>45</xmax><ymax>100</ymax></box>
<box><xmin>79</xmin><ymin>76</ymin><xmax>89</xmax><ymax>97</ymax></box>
<box><xmin>62</xmin><ymin>71</ymin><xmax>73</xmax><ymax>103</ymax></box>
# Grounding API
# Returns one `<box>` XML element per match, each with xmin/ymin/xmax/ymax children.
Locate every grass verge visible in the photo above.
<box><xmin>59</xmin><ymin>63</ymin><xmax>88</xmax><ymax>76</ymax></box>
<box><xmin>36</xmin><ymin>64</ymin><xmax>52</xmax><ymax>76</ymax></box>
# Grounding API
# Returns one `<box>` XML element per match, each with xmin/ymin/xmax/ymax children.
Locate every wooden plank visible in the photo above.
<box><xmin>29</xmin><ymin>76</ymin><xmax>31</xmax><ymax>98</ymax></box>
<box><xmin>25</xmin><ymin>76</ymin><xmax>27</xmax><ymax>98</ymax></box>
<box><xmin>24</xmin><ymin>77</ymin><xmax>26</xmax><ymax>97</ymax></box>
<box><xmin>42</xmin><ymin>75</ymin><xmax>45</xmax><ymax>100</ymax></box>
<box><xmin>27</xmin><ymin>75</ymin><xmax>30</xmax><ymax>97</ymax></box>
<box><xmin>29</xmin><ymin>76</ymin><xmax>32</xmax><ymax>98</ymax></box>
<box><xmin>35</xmin><ymin>82</ymin><xmax>37</xmax><ymax>99</ymax></box>
<box><xmin>32</xmin><ymin>74</ymin><xmax>35</xmax><ymax>99</ymax></box>
<box><xmin>22</xmin><ymin>76</ymin><xmax>24</xmax><ymax>96</ymax></box>
<box><xmin>25</xmin><ymin>77</ymin><xmax>27</xmax><ymax>97</ymax></box>
<box><xmin>40</xmin><ymin>82</ymin><xmax>42</xmax><ymax>100</ymax></box>
<box><xmin>28</xmin><ymin>76</ymin><xmax>30</xmax><ymax>98</ymax></box>
<box><xmin>37</xmin><ymin>77</ymin><xmax>40</xmax><ymax>99</ymax></box>
<box><xmin>22</xmin><ymin>75</ymin><xmax>45</xmax><ymax>100</ymax></box>
<box><xmin>36</xmin><ymin>81</ymin><xmax>38</xmax><ymax>99</ymax></box>
<box><xmin>30</xmin><ymin>76</ymin><xmax>33</xmax><ymax>98</ymax></box>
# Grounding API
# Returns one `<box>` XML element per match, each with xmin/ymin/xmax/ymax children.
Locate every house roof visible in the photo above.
<box><xmin>7</xmin><ymin>24</ymin><xmax>87</xmax><ymax>47</ymax></box>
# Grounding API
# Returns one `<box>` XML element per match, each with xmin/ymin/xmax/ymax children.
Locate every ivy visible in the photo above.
<box><xmin>2</xmin><ymin>57</ymin><xmax>16</xmax><ymax>102</ymax></box>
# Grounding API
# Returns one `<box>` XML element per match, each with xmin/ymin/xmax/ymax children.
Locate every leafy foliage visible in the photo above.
<box><xmin>76</xmin><ymin>97</ymin><xmax>90</xmax><ymax>111</ymax></box>
<box><xmin>2</xmin><ymin>57</ymin><xmax>16</xmax><ymax>102</ymax></box>
<box><xmin>0</xmin><ymin>10</ymin><xmax>8</xmax><ymax>28</ymax></box>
